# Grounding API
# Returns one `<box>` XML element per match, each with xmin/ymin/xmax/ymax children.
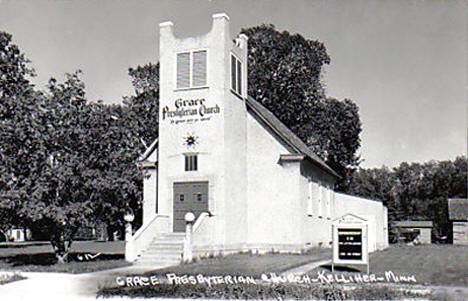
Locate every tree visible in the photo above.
<box><xmin>31</xmin><ymin>72</ymin><xmax>144</xmax><ymax>259</ymax></box>
<box><xmin>344</xmin><ymin>156</ymin><xmax>468</xmax><ymax>242</ymax></box>
<box><xmin>0</xmin><ymin>31</ymin><xmax>148</xmax><ymax>261</ymax></box>
<box><xmin>241</xmin><ymin>25</ymin><xmax>362</xmax><ymax>181</ymax></box>
<box><xmin>0</xmin><ymin>31</ymin><xmax>35</xmax><ymax>99</ymax></box>
<box><xmin>123</xmin><ymin>63</ymin><xmax>160</xmax><ymax>147</ymax></box>
<box><xmin>0</xmin><ymin>31</ymin><xmax>40</xmax><ymax>235</ymax></box>
<box><xmin>0</xmin><ymin>71</ymin><xmax>97</xmax><ymax>262</ymax></box>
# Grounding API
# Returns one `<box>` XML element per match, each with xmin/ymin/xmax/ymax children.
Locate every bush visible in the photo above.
<box><xmin>98</xmin><ymin>282</ymin><xmax>428</xmax><ymax>300</ymax></box>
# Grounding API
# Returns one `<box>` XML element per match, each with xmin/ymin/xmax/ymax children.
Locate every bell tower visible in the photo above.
<box><xmin>157</xmin><ymin>13</ymin><xmax>249</xmax><ymax>246</ymax></box>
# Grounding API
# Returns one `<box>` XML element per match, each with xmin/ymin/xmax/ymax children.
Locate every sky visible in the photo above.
<box><xmin>0</xmin><ymin>0</ymin><xmax>466</xmax><ymax>168</ymax></box>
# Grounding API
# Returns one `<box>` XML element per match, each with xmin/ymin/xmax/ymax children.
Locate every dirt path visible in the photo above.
<box><xmin>0</xmin><ymin>264</ymin><xmax>171</xmax><ymax>300</ymax></box>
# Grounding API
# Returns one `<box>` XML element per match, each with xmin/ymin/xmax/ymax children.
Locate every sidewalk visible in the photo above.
<box><xmin>0</xmin><ymin>263</ymin><xmax>169</xmax><ymax>300</ymax></box>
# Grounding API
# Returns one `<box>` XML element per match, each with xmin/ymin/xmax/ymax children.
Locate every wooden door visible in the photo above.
<box><xmin>173</xmin><ymin>181</ymin><xmax>208</xmax><ymax>232</ymax></box>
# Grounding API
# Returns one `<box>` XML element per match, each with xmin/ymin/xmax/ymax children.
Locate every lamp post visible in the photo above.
<box><xmin>124</xmin><ymin>207</ymin><xmax>135</xmax><ymax>262</ymax></box>
<box><xmin>123</xmin><ymin>207</ymin><xmax>135</xmax><ymax>242</ymax></box>
<box><xmin>183</xmin><ymin>212</ymin><xmax>195</xmax><ymax>263</ymax></box>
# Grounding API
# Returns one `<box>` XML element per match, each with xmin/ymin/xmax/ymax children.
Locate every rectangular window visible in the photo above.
<box><xmin>308</xmin><ymin>181</ymin><xmax>322</xmax><ymax>216</ymax></box>
<box><xmin>177</xmin><ymin>50</ymin><xmax>207</xmax><ymax>89</ymax></box>
<box><xmin>231</xmin><ymin>54</ymin><xmax>242</xmax><ymax>95</ymax></box>
<box><xmin>192</xmin><ymin>50</ymin><xmax>207</xmax><ymax>87</ymax></box>
<box><xmin>231</xmin><ymin>55</ymin><xmax>237</xmax><ymax>91</ymax></box>
<box><xmin>184</xmin><ymin>154</ymin><xmax>198</xmax><ymax>171</ymax></box>
<box><xmin>325</xmin><ymin>187</ymin><xmax>331</xmax><ymax>218</ymax></box>
<box><xmin>176</xmin><ymin>52</ymin><xmax>190</xmax><ymax>89</ymax></box>
<box><xmin>317</xmin><ymin>185</ymin><xmax>323</xmax><ymax>217</ymax></box>
<box><xmin>237</xmin><ymin>59</ymin><xmax>242</xmax><ymax>95</ymax></box>
<box><xmin>307</xmin><ymin>180</ymin><xmax>313</xmax><ymax>215</ymax></box>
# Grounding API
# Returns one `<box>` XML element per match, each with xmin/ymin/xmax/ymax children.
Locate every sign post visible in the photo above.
<box><xmin>332</xmin><ymin>214</ymin><xmax>369</xmax><ymax>274</ymax></box>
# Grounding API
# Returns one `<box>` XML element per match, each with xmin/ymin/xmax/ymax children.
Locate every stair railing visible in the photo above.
<box><xmin>126</xmin><ymin>214</ymin><xmax>170</xmax><ymax>262</ymax></box>
<box><xmin>183</xmin><ymin>212</ymin><xmax>211</xmax><ymax>263</ymax></box>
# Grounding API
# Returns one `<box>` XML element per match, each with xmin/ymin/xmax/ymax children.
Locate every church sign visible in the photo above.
<box><xmin>332</xmin><ymin>214</ymin><xmax>369</xmax><ymax>273</ymax></box>
<box><xmin>338</xmin><ymin>228</ymin><xmax>362</xmax><ymax>260</ymax></box>
<box><xmin>162</xmin><ymin>98</ymin><xmax>220</xmax><ymax>124</ymax></box>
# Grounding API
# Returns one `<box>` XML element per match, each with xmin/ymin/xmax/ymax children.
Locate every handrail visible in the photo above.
<box><xmin>132</xmin><ymin>214</ymin><xmax>169</xmax><ymax>241</ymax></box>
<box><xmin>193</xmin><ymin>212</ymin><xmax>210</xmax><ymax>233</ymax></box>
<box><xmin>127</xmin><ymin>214</ymin><xmax>170</xmax><ymax>262</ymax></box>
<box><xmin>184</xmin><ymin>212</ymin><xmax>212</xmax><ymax>262</ymax></box>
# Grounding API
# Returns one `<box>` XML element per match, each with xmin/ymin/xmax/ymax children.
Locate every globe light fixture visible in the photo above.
<box><xmin>184</xmin><ymin>212</ymin><xmax>195</xmax><ymax>223</ymax></box>
<box><xmin>123</xmin><ymin>208</ymin><xmax>135</xmax><ymax>223</ymax></box>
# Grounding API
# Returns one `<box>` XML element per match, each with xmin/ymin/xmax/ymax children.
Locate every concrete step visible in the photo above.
<box><xmin>139</xmin><ymin>254</ymin><xmax>182</xmax><ymax>261</ymax></box>
<box><xmin>149</xmin><ymin>240</ymin><xmax>184</xmax><ymax>245</ymax></box>
<box><xmin>138</xmin><ymin>258</ymin><xmax>181</xmax><ymax>264</ymax></box>
<box><xmin>143</xmin><ymin>248</ymin><xmax>183</xmax><ymax>254</ymax></box>
<box><xmin>148</xmin><ymin>241</ymin><xmax>184</xmax><ymax>246</ymax></box>
<box><xmin>134</xmin><ymin>260</ymin><xmax>180</xmax><ymax>268</ymax></box>
<box><xmin>158</xmin><ymin>234</ymin><xmax>185</xmax><ymax>239</ymax></box>
<box><xmin>136</xmin><ymin>232</ymin><xmax>185</xmax><ymax>266</ymax></box>
<box><xmin>144</xmin><ymin>248</ymin><xmax>183</xmax><ymax>255</ymax></box>
<box><xmin>136</xmin><ymin>256</ymin><xmax>181</xmax><ymax>263</ymax></box>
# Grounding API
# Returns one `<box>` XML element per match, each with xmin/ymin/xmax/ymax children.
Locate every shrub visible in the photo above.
<box><xmin>98</xmin><ymin>282</ymin><xmax>428</xmax><ymax>300</ymax></box>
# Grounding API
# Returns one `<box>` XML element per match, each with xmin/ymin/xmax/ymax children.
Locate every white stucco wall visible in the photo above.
<box><xmin>142</xmin><ymin>167</ymin><xmax>157</xmax><ymax>225</ymax></box>
<box><xmin>222</xmin><ymin>36</ymin><xmax>249</xmax><ymax>246</ymax></box>
<box><xmin>158</xmin><ymin>14</ymin><xmax>251</xmax><ymax>249</ymax></box>
<box><xmin>299</xmin><ymin>160</ymin><xmax>336</xmax><ymax>248</ymax></box>
<box><xmin>159</xmin><ymin>16</ymin><xmax>227</xmax><ymax>244</ymax></box>
<box><xmin>136</xmin><ymin>13</ymin><xmax>389</xmax><ymax>259</ymax></box>
<box><xmin>334</xmin><ymin>192</ymin><xmax>388</xmax><ymax>251</ymax></box>
<box><xmin>246</xmin><ymin>113</ymin><xmax>303</xmax><ymax>249</ymax></box>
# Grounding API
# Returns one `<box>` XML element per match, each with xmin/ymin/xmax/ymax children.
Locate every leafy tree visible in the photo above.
<box><xmin>82</xmin><ymin>102</ymin><xmax>144</xmax><ymax>240</ymax></box>
<box><xmin>0</xmin><ymin>31</ymin><xmax>146</xmax><ymax>261</ymax></box>
<box><xmin>1</xmin><ymin>71</ymin><xmax>97</xmax><ymax>262</ymax></box>
<box><xmin>241</xmin><ymin>25</ymin><xmax>362</xmax><ymax>181</ymax></box>
<box><xmin>0</xmin><ymin>31</ymin><xmax>40</xmax><ymax>234</ymax></box>
<box><xmin>0</xmin><ymin>31</ymin><xmax>35</xmax><ymax>98</ymax></box>
<box><xmin>123</xmin><ymin>63</ymin><xmax>160</xmax><ymax>147</ymax></box>
<box><xmin>345</xmin><ymin>156</ymin><xmax>468</xmax><ymax>242</ymax></box>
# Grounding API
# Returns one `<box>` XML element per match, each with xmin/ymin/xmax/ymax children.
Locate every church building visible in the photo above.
<box><xmin>127</xmin><ymin>13</ymin><xmax>388</xmax><ymax>265</ymax></box>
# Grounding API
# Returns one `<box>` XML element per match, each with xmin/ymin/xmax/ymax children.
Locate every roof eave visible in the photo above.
<box><xmin>245</xmin><ymin>96</ymin><xmax>340</xmax><ymax>179</ymax></box>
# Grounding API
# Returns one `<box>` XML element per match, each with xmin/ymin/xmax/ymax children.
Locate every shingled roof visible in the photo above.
<box><xmin>448</xmin><ymin>199</ymin><xmax>468</xmax><ymax>221</ymax></box>
<box><xmin>246</xmin><ymin>96</ymin><xmax>339</xmax><ymax>178</ymax></box>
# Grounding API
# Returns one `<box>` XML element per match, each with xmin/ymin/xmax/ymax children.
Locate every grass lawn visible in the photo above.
<box><xmin>311</xmin><ymin>244</ymin><xmax>468</xmax><ymax>286</ymax></box>
<box><xmin>136</xmin><ymin>248</ymin><xmax>332</xmax><ymax>278</ymax></box>
<box><xmin>98</xmin><ymin>282</ymin><xmax>428</xmax><ymax>300</ymax></box>
<box><xmin>0</xmin><ymin>241</ymin><xmax>130</xmax><ymax>274</ymax></box>
<box><xmin>97</xmin><ymin>246</ymin><xmax>468</xmax><ymax>299</ymax></box>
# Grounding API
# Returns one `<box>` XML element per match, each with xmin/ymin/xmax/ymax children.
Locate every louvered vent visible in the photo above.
<box><xmin>177</xmin><ymin>52</ymin><xmax>190</xmax><ymax>88</ymax></box>
<box><xmin>231</xmin><ymin>55</ymin><xmax>237</xmax><ymax>91</ymax></box>
<box><xmin>192</xmin><ymin>50</ymin><xmax>207</xmax><ymax>87</ymax></box>
<box><xmin>231</xmin><ymin>54</ymin><xmax>242</xmax><ymax>95</ymax></box>
<box><xmin>236</xmin><ymin>59</ymin><xmax>242</xmax><ymax>95</ymax></box>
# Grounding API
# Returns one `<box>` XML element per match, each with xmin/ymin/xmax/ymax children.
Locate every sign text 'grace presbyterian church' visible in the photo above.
<box><xmin>162</xmin><ymin>98</ymin><xmax>220</xmax><ymax>124</ymax></box>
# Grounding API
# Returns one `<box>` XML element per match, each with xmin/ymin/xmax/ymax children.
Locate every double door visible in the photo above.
<box><xmin>173</xmin><ymin>181</ymin><xmax>209</xmax><ymax>232</ymax></box>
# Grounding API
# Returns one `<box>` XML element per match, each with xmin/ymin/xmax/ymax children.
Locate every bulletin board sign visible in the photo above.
<box><xmin>332</xmin><ymin>213</ymin><xmax>369</xmax><ymax>273</ymax></box>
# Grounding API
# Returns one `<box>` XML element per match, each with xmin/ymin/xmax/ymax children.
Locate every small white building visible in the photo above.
<box><xmin>127</xmin><ymin>13</ymin><xmax>388</xmax><ymax>264</ymax></box>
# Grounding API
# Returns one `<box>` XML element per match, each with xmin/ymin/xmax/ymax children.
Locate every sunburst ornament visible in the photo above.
<box><xmin>183</xmin><ymin>133</ymin><xmax>199</xmax><ymax>149</ymax></box>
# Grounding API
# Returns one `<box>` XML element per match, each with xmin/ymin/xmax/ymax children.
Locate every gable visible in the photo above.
<box><xmin>138</xmin><ymin>138</ymin><xmax>158</xmax><ymax>167</ymax></box>
<box><xmin>245</xmin><ymin>96</ymin><xmax>339</xmax><ymax>178</ymax></box>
